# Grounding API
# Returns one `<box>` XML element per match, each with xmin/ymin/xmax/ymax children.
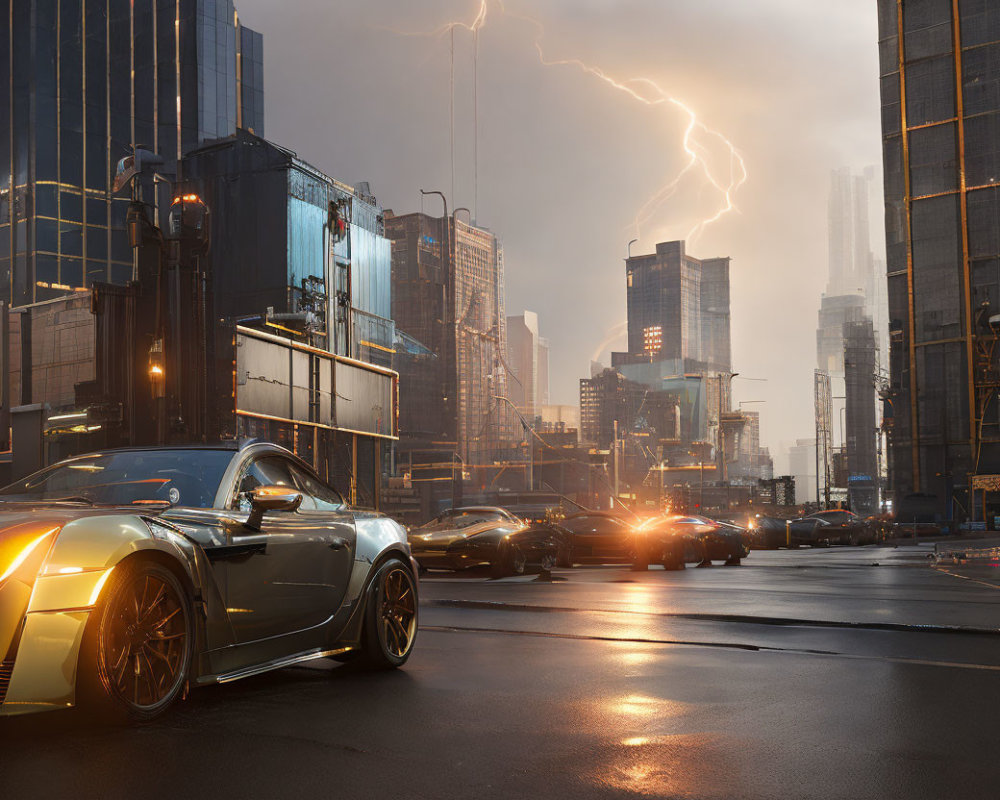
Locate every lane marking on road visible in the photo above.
<box><xmin>430</xmin><ymin>599</ymin><xmax>1000</xmax><ymax>637</ymax></box>
<box><xmin>931</xmin><ymin>565</ymin><xmax>1000</xmax><ymax>591</ymax></box>
<box><xmin>418</xmin><ymin>625</ymin><xmax>1000</xmax><ymax>672</ymax></box>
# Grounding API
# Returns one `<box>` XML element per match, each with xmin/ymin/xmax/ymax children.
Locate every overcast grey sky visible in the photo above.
<box><xmin>237</xmin><ymin>0</ymin><xmax>884</xmax><ymax>471</ymax></box>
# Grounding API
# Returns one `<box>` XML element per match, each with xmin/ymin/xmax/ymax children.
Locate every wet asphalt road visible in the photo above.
<box><xmin>3</xmin><ymin>542</ymin><xmax>1000</xmax><ymax>800</ymax></box>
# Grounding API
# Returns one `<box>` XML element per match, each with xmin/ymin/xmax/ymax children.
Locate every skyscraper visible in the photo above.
<box><xmin>828</xmin><ymin>167</ymin><xmax>877</xmax><ymax>302</ymax></box>
<box><xmin>877</xmin><ymin>1</ymin><xmax>1000</xmax><ymax>519</ymax></box>
<box><xmin>624</xmin><ymin>240</ymin><xmax>731</xmax><ymax>372</ymax></box>
<box><xmin>506</xmin><ymin>311</ymin><xmax>546</xmax><ymax>420</ymax></box>
<box><xmin>818</xmin><ymin>166</ymin><xmax>884</xmax><ymax>508</ymax></box>
<box><xmin>845</xmin><ymin>318</ymin><xmax>879</xmax><ymax>514</ymax></box>
<box><xmin>0</xmin><ymin>0</ymin><xmax>263</xmax><ymax>306</ymax></box>
<box><xmin>387</xmin><ymin>211</ymin><xmax>515</xmax><ymax>472</ymax></box>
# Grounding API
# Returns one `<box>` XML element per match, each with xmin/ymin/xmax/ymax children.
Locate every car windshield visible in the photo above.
<box><xmin>814</xmin><ymin>511</ymin><xmax>855</xmax><ymax>523</ymax></box>
<box><xmin>418</xmin><ymin>510</ymin><xmax>505</xmax><ymax>531</ymax></box>
<box><xmin>562</xmin><ymin>515</ymin><xmax>629</xmax><ymax>533</ymax></box>
<box><xmin>0</xmin><ymin>449</ymin><xmax>236</xmax><ymax>508</ymax></box>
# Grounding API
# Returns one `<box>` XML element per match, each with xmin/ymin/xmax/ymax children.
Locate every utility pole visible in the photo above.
<box><xmin>613</xmin><ymin>418</ymin><xmax>620</xmax><ymax>500</ymax></box>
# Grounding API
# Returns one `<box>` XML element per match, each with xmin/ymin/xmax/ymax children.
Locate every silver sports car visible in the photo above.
<box><xmin>0</xmin><ymin>441</ymin><xmax>418</xmax><ymax>721</ymax></box>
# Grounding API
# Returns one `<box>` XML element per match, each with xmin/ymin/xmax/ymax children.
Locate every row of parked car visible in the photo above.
<box><xmin>406</xmin><ymin>507</ymin><xmax>751</xmax><ymax>577</ymax></box>
<box><xmin>749</xmin><ymin>509</ymin><xmax>888</xmax><ymax>549</ymax></box>
<box><xmin>406</xmin><ymin>505</ymin><xmax>891</xmax><ymax>577</ymax></box>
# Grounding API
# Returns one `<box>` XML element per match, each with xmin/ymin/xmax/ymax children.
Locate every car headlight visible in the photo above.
<box><xmin>0</xmin><ymin>528</ymin><xmax>59</xmax><ymax>585</ymax></box>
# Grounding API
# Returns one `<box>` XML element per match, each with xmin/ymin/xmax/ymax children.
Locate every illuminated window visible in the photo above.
<box><xmin>643</xmin><ymin>325</ymin><xmax>663</xmax><ymax>355</ymax></box>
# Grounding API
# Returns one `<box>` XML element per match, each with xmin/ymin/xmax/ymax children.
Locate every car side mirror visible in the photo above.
<box><xmin>244</xmin><ymin>485</ymin><xmax>303</xmax><ymax>531</ymax></box>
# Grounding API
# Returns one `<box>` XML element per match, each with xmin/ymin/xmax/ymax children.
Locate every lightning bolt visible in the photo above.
<box><xmin>392</xmin><ymin>0</ymin><xmax>748</xmax><ymax>246</ymax></box>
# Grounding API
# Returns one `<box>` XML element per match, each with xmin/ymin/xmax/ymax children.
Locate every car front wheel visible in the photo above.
<box><xmin>80</xmin><ymin>559</ymin><xmax>193</xmax><ymax>722</ymax></box>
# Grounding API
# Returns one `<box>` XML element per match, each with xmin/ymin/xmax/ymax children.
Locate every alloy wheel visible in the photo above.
<box><xmin>379</xmin><ymin>567</ymin><xmax>417</xmax><ymax>658</ymax></box>
<box><xmin>98</xmin><ymin>568</ymin><xmax>190</xmax><ymax>712</ymax></box>
<box><xmin>510</xmin><ymin>545</ymin><xmax>526</xmax><ymax>575</ymax></box>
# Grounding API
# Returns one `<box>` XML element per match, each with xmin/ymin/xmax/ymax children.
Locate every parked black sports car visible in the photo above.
<box><xmin>555</xmin><ymin>511</ymin><xmax>638</xmax><ymax>564</ymax></box>
<box><xmin>804</xmin><ymin>510</ymin><xmax>878</xmax><ymax>545</ymax></box>
<box><xmin>631</xmin><ymin>516</ymin><xmax>708</xmax><ymax>570</ymax></box>
<box><xmin>753</xmin><ymin>515</ymin><xmax>829</xmax><ymax>548</ymax></box>
<box><xmin>0</xmin><ymin>442</ymin><xmax>417</xmax><ymax>722</ymax></box>
<box><xmin>673</xmin><ymin>515</ymin><xmax>749</xmax><ymax>565</ymax></box>
<box><xmin>407</xmin><ymin>506</ymin><xmax>565</xmax><ymax>577</ymax></box>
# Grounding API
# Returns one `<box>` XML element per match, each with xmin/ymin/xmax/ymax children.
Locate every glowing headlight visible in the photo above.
<box><xmin>0</xmin><ymin>529</ymin><xmax>58</xmax><ymax>583</ymax></box>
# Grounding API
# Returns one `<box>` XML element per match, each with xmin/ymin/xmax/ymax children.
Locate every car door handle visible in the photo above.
<box><xmin>329</xmin><ymin>537</ymin><xmax>348</xmax><ymax>550</ymax></box>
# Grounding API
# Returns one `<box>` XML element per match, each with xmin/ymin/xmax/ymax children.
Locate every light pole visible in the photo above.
<box><xmin>627</xmin><ymin>238</ymin><xmax>638</xmax><ymax>259</ymax></box>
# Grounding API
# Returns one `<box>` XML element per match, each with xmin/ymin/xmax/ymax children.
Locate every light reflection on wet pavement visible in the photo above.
<box><xmin>2</xmin><ymin>543</ymin><xmax>998</xmax><ymax>799</ymax></box>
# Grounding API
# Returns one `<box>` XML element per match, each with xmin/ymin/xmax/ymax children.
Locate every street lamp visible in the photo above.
<box><xmin>627</xmin><ymin>238</ymin><xmax>638</xmax><ymax>259</ymax></box>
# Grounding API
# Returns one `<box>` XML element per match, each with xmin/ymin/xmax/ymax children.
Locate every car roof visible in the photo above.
<box><xmin>67</xmin><ymin>443</ymin><xmax>240</xmax><ymax>454</ymax></box>
<box><xmin>566</xmin><ymin>510</ymin><xmax>633</xmax><ymax>519</ymax></box>
<box><xmin>449</xmin><ymin>506</ymin><xmax>511</xmax><ymax>514</ymax></box>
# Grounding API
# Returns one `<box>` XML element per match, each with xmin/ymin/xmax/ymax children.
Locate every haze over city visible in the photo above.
<box><xmin>240</xmin><ymin>0</ymin><xmax>886</xmax><ymax>469</ymax></box>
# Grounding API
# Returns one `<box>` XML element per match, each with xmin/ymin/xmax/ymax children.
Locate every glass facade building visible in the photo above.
<box><xmin>0</xmin><ymin>0</ymin><xmax>263</xmax><ymax>307</ymax></box>
<box><xmin>878</xmin><ymin>0</ymin><xmax>1000</xmax><ymax>518</ymax></box>
<box><xmin>625</xmin><ymin>240</ymin><xmax>732</xmax><ymax>372</ymax></box>
<box><xmin>387</xmin><ymin>212</ymin><xmax>518</xmax><ymax>472</ymax></box>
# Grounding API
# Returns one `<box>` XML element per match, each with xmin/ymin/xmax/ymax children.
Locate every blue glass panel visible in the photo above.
<box><xmin>87</xmin><ymin>227</ymin><xmax>108</xmax><ymax>260</ymax></box>
<box><xmin>36</xmin><ymin>255</ymin><xmax>58</xmax><ymax>283</ymax></box>
<box><xmin>36</xmin><ymin>219</ymin><xmax>58</xmax><ymax>253</ymax></box>
<box><xmin>61</xmin><ymin>257</ymin><xmax>84</xmax><ymax>287</ymax></box>
<box><xmin>110</xmin><ymin>263</ymin><xmax>133</xmax><ymax>284</ymax></box>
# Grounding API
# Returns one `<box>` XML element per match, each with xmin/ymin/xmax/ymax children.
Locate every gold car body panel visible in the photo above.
<box><xmin>0</xmin><ymin>513</ymin><xmax>196</xmax><ymax>716</ymax></box>
<box><xmin>2</xmin><ymin>611</ymin><xmax>88</xmax><ymax>715</ymax></box>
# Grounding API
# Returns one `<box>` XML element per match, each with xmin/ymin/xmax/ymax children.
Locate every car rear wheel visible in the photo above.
<box><xmin>491</xmin><ymin>543</ymin><xmax>526</xmax><ymax>578</ymax></box>
<box><xmin>360</xmin><ymin>559</ymin><xmax>417</xmax><ymax>669</ymax></box>
<box><xmin>630</xmin><ymin>542</ymin><xmax>650</xmax><ymax>571</ymax></box>
<box><xmin>662</xmin><ymin>542</ymin><xmax>685</xmax><ymax>571</ymax></box>
<box><xmin>80</xmin><ymin>559</ymin><xmax>192</xmax><ymax>722</ymax></box>
<box><xmin>724</xmin><ymin>557</ymin><xmax>742</xmax><ymax>566</ymax></box>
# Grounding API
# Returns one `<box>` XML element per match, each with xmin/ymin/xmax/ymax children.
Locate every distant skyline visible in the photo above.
<box><xmin>236</xmin><ymin>0</ymin><xmax>885</xmax><ymax>471</ymax></box>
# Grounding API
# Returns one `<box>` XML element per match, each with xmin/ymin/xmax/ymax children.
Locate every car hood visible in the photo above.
<box><xmin>0</xmin><ymin>507</ymin><xmax>122</xmax><ymax>581</ymax></box>
<box><xmin>409</xmin><ymin>519</ymin><xmax>518</xmax><ymax>547</ymax></box>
